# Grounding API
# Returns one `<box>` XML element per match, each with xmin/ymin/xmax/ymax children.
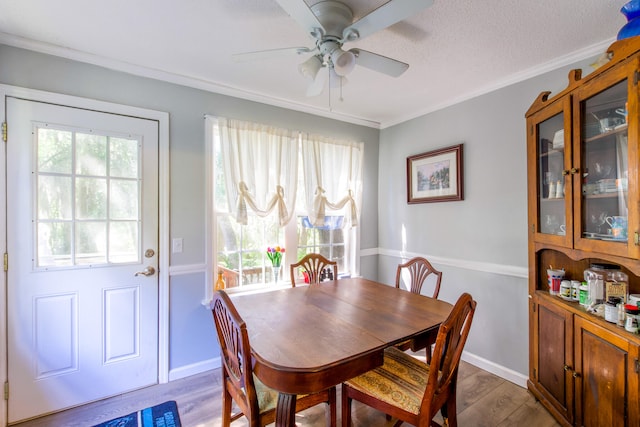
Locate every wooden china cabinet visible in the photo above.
<box><xmin>526</xmin><ymin>37</ymin><xmax>640</xmax><ymax>427</ymax></box>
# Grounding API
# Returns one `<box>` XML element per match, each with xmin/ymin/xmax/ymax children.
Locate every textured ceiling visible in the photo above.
<box><xmin>0</xmin><ymin>0</ymin><xmax>630</xmax><ymax>128</ymax></box>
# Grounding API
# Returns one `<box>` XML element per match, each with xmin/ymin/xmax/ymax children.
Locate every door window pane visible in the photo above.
<box><xmin>76</xmin><ymin>177</ymin><xmax>107</xmax><ymax>219</ymax></box>
<box><xmin>75</xmin><ymin>222</ymin><xmax>107</xmax><ymax>265</ymax></box>
<box><xmin>37</xmin><ymin>128</ymin><xmax>72</xmax><ymax>174</ymax></box>
<box><xmin>76</xmin><ymin>133</ymin><xmax>107</xmax><ymax>176</ymax></box>
<box><xmin>38</xmin><ymin>176</ymin><xmax>72</xmax><ymax>220</ymax></box>
<box><xmin>110</xmin><ymin>179</ymin><xmax>138</xmax><ymax>220</ymax></box>
<box><xmin>110</xmin><ymin>137</ymin><xmax>139</xmax><ymax>178</ymax></box>
<box><xmin>37</xmin><ymin>222</ymin><xmax>72</xmax><ymax>267</ymax></box>
<box><xmin>109</xmin><ymin>221</ymin><xmax>138</xmax><ymax>263</ymax></box>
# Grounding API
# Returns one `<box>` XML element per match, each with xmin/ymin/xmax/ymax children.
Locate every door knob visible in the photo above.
<box><xmin>134</xmin><ymin>266</ymin><xmax>156</xmax><ymax>277</ymax></box>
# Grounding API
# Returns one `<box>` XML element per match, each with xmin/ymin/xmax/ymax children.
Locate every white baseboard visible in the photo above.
<box><xmin>462</xmin><ymin>351</ymin><xmax>528</xmax><ymax>388</ymax></box>
<box><xmin>168</xmin><ymin>356</ymin><xmax>220</xmax><ymax>381</ymax></box>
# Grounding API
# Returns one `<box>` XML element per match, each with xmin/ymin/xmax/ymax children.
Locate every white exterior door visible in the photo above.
<box><xmin>6</xmin><ymin>97</ymin><xmax>159</xmax><ymax>423</ymax></box>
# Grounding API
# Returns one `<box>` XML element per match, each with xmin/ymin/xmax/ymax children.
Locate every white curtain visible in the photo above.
<box><xmin>300</xmin><ymin>133</ymin><xmax>363</xmax><ymax>227</ymax></box>
<box><xmin>217</xmin><ymin>118</ymin><xmax>299</xmax><ymax>226</ymax></box>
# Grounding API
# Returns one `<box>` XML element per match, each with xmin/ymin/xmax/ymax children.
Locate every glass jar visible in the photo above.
<box><xmin>579</xmin><ymin>282</ymin><xmax>589</xmax><ymax>306</ymax></box>
<box><xmin>605</xmin><ymin>297</ymin><xmax>622</xmax><ymax>323</ymax></box>
<box><xmin>584</xmin><ymin>263</ymin><xmax>627</xmax><ymax>305</ymax></box>
<box><xmin>560</xmin><ymin>280</ymin><xmax>572</xmax><ymax>300</ymax></box>
<box><xmin>571</xmin><ymin>280</ymin><xmax>581</xmax><ymax>302</ymax></box>
<box><xmin>625</xmin><ymin>304</ymin><xmax>639</xmax><ymax>333</ymax></box>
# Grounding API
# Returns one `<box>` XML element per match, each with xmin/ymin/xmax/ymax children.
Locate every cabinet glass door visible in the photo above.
<box><xmin>538</xmin><ymin>112</ymin><xmax>567</xmax><ymax>237</ymax></box>
<box><xmin>579</xmin><ymin>80</ymin><xmax>628</xmax><ymax>245</ymax></box>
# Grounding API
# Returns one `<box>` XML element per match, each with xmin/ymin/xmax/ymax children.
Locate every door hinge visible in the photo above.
<box><xmin>533</xmin><ymin>368</ymin><xmax>537</xmax><ymax>380</ymax></box>
<box><xmin>635</xmin><ymin>70</ymin><xmax>640</xmax><ymax>86</ymax></box>
<box><xmin>1</xmin><ymin>122</ymin><xmax>6</xmax><ymax>142</ymax></box>
<box><xmin>4</xmin><ymin>253</ymin><xmax>7</xmax><ymax>272</ymax></box>
<box><xmin>532</xmin><ymin>302</ymin><xmax>536</xmax><ymax>313</ymax></box>
<box><xmin>635</xmin><ymin>359</ymin><xmax>640</xmax><ymax>373</ymax></box>
<box><xmin>3</xmin><ymin>382</ymin><xmax>7</xmax><ymax>400</ymax></box>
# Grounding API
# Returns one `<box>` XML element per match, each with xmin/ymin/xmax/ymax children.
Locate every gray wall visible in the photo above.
<box><xmin>0</xmin><ymin>41</ymin><xmax>600</xmax><ymax>382</ymax></box>
<box><xmin>377</xmin><ymin>58</ymin><xmax>597</xmax><ymax>377</ymax></box>
<box><xmin>0</xmin><ymin>44</ymin><xmax>379</xmax><ymax>374</ymax></box>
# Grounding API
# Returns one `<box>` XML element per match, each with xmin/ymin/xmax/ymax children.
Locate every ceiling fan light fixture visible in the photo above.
<box><xmin>331</xmin><ymin>48</ymin><xmax>356</xmax><ymax>76</ymax></box>
<box><xmin>298</xmin><ymin>55</ymin><xmax>323</xmax><ymax>80</ymax></box>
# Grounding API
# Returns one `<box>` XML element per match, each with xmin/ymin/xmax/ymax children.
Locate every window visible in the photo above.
<box><xmin>209</xmin><ymin>117</ymin><xmax>362</xmax><ymax>287</ymax></box>
<box><xmin>36</xmin><ymin>125</ymin><xmax>140</xmax><ymax>269</ymax></box>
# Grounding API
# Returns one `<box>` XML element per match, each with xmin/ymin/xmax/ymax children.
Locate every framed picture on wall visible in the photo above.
<box><xmin>407</xmin><ymin>143</ymin><xmax>464</xmax><ymax>204</ymax></box>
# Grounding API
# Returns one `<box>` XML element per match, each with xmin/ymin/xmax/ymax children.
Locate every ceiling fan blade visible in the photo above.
<box><xmin>306</xmin><ymin>67</ymin><xmax>327</xmax><ymax>97</ymax></box>
<box><xmin>342</xmin><ymin>0</ymin><xmax>433</xmax><ymax>41</ymax></box>
<box><xmin>275</xmin><ymin>0</ymin><xmax>325</xmax><ymax>39</ymax></box>
<box><xmin>232</xmin><ymin>47</ymin><xmax>314</xmax><ymax>62</ymax></box>
<box><xmin>350</xmin><ymin>49</ymin><xmax>409</xmax><ymax>77</ymax></box>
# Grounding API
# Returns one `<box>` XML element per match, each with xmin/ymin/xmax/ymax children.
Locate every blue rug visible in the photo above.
<box><xmin>93</xmin><ymin>400</ymin><xmax>181</xmax><ymax>427</ymax></box>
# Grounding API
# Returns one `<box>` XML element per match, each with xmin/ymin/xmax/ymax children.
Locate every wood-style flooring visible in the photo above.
<box><xmin>13</xmin><ymin>351</ymin><xmax>559</xmax><ymax>427</ymax></box>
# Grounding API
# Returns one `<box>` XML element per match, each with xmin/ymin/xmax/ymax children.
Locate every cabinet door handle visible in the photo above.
<box><xmin>562</xmin><ymin>170</ymin><xmax>570</xmax><ymax>176</ymax></box>
<box><xmin>570</xmin><ymin>167</ymin><xmax>579</xmax><ymax>174</ymax></box>
<box><xmin>572</xmin><ymin>371</ymin><xmax>580</xmax><ymax>378</ymax></box>
<box><xmin>564</xmin><ymin>365</ymin><xmax>571</xmax><ymax>371</ymax></box>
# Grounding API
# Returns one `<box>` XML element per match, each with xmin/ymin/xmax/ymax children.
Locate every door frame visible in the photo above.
<box><xmin>0</xmin><ymin>84</ymin><xmax>170</xmax><ymax>426</ymax></box>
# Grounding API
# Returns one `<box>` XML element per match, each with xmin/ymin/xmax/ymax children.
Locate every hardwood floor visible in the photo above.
<box><xmin>13</xmin><ymin>351</ymin><xmax>559</xmax><ymax>427</ymax></box>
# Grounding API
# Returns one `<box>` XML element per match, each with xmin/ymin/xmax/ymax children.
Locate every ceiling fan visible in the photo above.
<box><xmin>234</xmin><ymin>0</ymin><xmax>434</xmax><ymax>97</ymax></box>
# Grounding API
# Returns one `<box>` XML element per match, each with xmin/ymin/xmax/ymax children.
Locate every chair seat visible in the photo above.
<box><xmin>344</xmin><ymin>346</ymin><xmax>431</xmax><ymax>415</ymax></box>
<box><xmin>254</xmin><ymin>374</ymin><xmax>279</xmax><ymax>414</ymax></box>
<box><xmin>254</xmin><ymin>374</ymin><xmax>313</xmax><ymax>415</ymax></box>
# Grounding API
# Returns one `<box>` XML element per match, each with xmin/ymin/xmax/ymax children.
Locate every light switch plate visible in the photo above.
<box><xmin>172</xmin><ymin>238</ymin><xmax>183</xmax><ymax>253</ymax></box>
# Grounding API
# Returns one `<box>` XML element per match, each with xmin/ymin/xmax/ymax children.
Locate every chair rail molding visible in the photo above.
<box><xmin>369</xmin><ymin>247</ymin><xmax>528</xmax><ymax>279</ymax></box>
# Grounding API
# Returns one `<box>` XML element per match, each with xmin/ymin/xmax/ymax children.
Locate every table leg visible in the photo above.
<box><xmin>275</xmin><ymin>392</ymin><xmax>297</xmax><ymax>427</ymax></box>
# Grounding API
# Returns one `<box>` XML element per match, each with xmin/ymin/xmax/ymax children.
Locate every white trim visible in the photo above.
<box><xmin>0</xmin><ymin>32</ymin><xmax>614</xmax><ymax>130</ymax></box>
<box><xmin>168</xmin><ymin>357</ymin><xmax>221</xmax><ymax>382</ymax></box>
<box><xmin>204</xmin><ymin>116</ymin><xmax>215</xmax><ymax>301</ymax></box>
<box><xmin>366</xmin><ymin>247</ymin><xmax>528</xmax><ymax>279</ymax></box>
<box><xmin>461</xmin><ymin>351</ymin><xmax>528</xmax><ymax>388</ymax></box>
<box><xmin>381</xmin><ymin>38</ymin><xmax>616</xmax><ymax>128</ymax></box>
<box><xmin>0</xmin><ymin>84</ymin><xmax>170</xmax><ymax>426</ymax></box>
<box><xmin>0</xmin><ymin>33</ymin><xmax>379</xmax><ymax>130</ymax></box>
<box><xmin>0</xmin><ymin>90</ymin><xmax>7</xmax><ymax>427</ymax></box>
<box><xmin>168</xmin><ymin>263</ymin><xmax>207</xmax><ymax>276</ymax></box>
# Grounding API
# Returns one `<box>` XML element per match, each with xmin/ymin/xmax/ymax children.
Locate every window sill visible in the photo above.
<box><xmin>202</xmin><ymin>281</ymin><xmax>292</xmax><ymax>309</ymax></box>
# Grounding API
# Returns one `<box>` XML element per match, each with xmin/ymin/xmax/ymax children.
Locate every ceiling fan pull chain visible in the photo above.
<box><xmin>328</xmin><ymin>73</ymin><xmax>333</xmax><ymax>111</ymax></box>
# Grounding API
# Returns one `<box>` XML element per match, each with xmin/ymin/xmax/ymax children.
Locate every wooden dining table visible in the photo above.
<box><xmin>229</xmin><ymin>277</ymin><xmax>453</xmax><ymax>427</ymax></box>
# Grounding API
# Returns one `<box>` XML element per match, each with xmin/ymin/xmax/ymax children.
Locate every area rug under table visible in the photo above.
<box><xmin>92</xmin><ymin>400</ymin><xmax>181</xmax><ymax>427</ymax></box>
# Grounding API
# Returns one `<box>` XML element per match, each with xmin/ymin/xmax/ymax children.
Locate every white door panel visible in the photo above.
<box><xmin>6</xmin><ymin>97</ymin><xmax>159</xmax><ymax>422</ymax></box>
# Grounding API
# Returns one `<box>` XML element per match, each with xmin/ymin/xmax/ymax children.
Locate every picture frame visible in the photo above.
<box><xmin>407</xmin><ymin>143</ymin><xmax>464</xmax><ymax>204</ymax></box>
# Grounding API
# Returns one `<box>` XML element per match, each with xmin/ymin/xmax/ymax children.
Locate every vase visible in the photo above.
<box><xmin>272</xmin><ymin>265</ymin><xmax>281</xmax><ymax>284</ymax></box>
<box><xmin>618</xmin><ymin>1</ymin><xmax>640</xmax><ymax>40</ymax></box>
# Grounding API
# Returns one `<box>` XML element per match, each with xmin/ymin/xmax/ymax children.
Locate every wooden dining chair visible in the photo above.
<box><xmin>395</xmin><ymin>257</ymin><xmax>442</xmax><ymax>298</ymax></box>
<box><xmin>212</xmin><ymin>291</ymin><xmax>337</xmax><ymax>427</ymax></box>
<box><xmin>395</xmin><ymin>257</ymin><xmax>443</xmax><ymax>362</ymax></box>
<box><xmin>341</xmin><ymin>293</ymin><xmax>477</xmax><ymax>427</ymax></box>
<box><xmin>290</xmin><ymin>253</ymin><xmax>337</xmax><ymax>286</ymax></box>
